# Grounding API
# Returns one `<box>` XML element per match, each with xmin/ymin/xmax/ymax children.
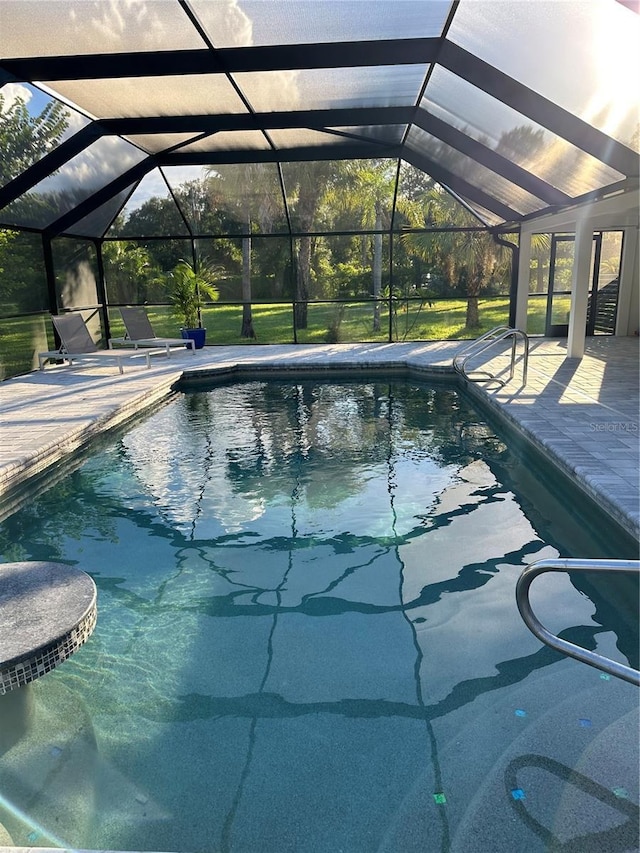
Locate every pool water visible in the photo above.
<box><xmin>0</xmin><ymin>378</ymin><xmax>637</xmax><ymax>852</ymax></box>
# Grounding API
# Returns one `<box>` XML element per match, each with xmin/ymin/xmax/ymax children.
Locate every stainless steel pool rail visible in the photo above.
<box><xmin>453</xmin><ymin>326</ymin><xmax>529</xmax><ymax>387</ymax></box>
<box><xmin>516</xmin><ymin>558</ymin><xmax>640</xmax><ymax>686</ymax></box>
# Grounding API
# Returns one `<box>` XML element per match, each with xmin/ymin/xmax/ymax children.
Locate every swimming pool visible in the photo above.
<box><xmin>0</xmin><ymin>376</ymin><xmax>637</xmax><ymax>852</ymax></box>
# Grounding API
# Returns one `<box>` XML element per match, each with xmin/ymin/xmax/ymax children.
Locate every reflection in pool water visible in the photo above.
<box><xmin>0</xmin><ymin>379</ymin><xmax>637</xmax><ymax>852</ymax></box>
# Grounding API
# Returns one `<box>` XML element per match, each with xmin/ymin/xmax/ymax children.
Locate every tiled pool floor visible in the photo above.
<box><xmin>0</xmin><ymin>336</ymin><xmax>638</xmax><ymax>540</ymax></box>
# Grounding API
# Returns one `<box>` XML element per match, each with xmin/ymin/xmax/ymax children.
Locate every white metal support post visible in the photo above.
<box><xmin>515</xmin><ymin>229</ymin><xmax>532</xmax><ymax>332</ymax></box>
<box><xmin>567</xmin><ymin>219</ymin><xmax>594</xmax><ymax>358</ymax></box>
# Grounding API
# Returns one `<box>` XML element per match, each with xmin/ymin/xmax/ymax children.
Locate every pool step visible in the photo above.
<box><xmin>447</xmin><ymin>664</ymin><xmax>639</xmax><ymax>852</ymax></box>
<box><xmin>373</xmin><ymin>658</ymin><xmax>637</xmax><ymax>852</ymax></box>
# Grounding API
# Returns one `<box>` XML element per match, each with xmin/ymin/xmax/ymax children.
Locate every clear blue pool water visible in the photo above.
<box><xmin>0</xmin><ymin>377</ymin><xmax>637</xmax><ymax>853</ymax></box>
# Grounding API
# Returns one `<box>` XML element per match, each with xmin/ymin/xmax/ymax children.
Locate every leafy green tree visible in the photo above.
<box><xmin>0</xmin><ymin>91</ymin><xmax>68</xmax><ymax>185</ymax></box>
<box><xmin>402</xmin><ymin>185</ymin><xmax>507</xmax><ymax>329</ymax></box>
<box><xmin>324</xmin><ymin>161</ymin><xmax>391</xmax><ymax>329</ymax></box>
<box><xmin>0</xmin><ymin>90</ymin><xmax>69</xmax><ymax>313</ymax></box>
<box><xmin>101</xmin><ymin>239</ymin><xmax>158</xmax><ymax>304</ymax></box>
<box><xmin>206</xmin><ymin>164</ymin><xmax>283</xmax><ymax>338</ymax></box>
<box><xmin>284</xmin><ymin>161</ymin><xmax>336</xmax><ymax>330</ymax></box>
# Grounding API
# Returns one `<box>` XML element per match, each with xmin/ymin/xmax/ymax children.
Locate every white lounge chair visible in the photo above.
<box><xmin>110</xmin><ymin>306</ymin><xmax>195</xmax><ymax>355</ymax></box>
<box><xmin>39</xmin><ymin>313</ymin><xmax>164</xmax><ymax>374</ymax></box>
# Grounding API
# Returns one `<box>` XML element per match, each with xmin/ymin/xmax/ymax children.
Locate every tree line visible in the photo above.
<box><xmin>1</xmin><ymin>88</ymin><xmax>521</xmax><ymax>334</ymax></box>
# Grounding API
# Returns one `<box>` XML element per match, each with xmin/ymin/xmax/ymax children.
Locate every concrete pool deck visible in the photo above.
<box><xmin>0</xmin><ymin>336</ymin><xmax>638</xmax><ymax>543</ymax></box>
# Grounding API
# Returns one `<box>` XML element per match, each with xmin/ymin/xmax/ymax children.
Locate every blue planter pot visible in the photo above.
<box><xmin>181</xmin><ymin>328</ymin><xmax>206</xmax><ymax>349</ymax></box>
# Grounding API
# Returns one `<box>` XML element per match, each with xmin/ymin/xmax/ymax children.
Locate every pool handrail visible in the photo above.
<box><xmin>516</xmin><ymin>558</ymin><xmax>640</xmax><ymax>686</ymax></box>
<box><xmin>454</xmin><ymin>325</ymin><xmax>529</xmax><ymax>387</ymax></box>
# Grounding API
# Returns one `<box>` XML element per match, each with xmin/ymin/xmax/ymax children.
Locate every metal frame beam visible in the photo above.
<box><xmin>1</xmin><ymin>34</ymin><xmax>636</xmax><ymax>237</ymax></box>
<box><xmin>0</xmin><ymin>38</ymin><xmax>442</xmax><ymax>81</ymax></box>
<box><xmin>99</xmin><ymin>106</ymin><xmax>414</xmax><ymax>135</ymax></box>
<box><xmin>160</xmin><ymin>143</ymin><xmax>403</xmax><ymax>167</ymax></box>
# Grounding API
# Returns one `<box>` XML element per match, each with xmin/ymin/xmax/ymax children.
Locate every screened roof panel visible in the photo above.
<box><xmin>235</xmin><ymin>65</ymin><xmax>429</xmax><ymax>113</ymax></box>
<box><xmin>109</xmin><ymin>170</ymin><xmax>190</xmax><ymax>238</ymax></box>
<box><xmin>0</xmin><ymin>0</ymin><xmax>207</xmax><ymax>57</ymax></box>
<box><xmin>179</xmin><ymin>132</ymin><xmax>271</xmax><ymax>154</ymax></box>
<box><xmin>64</xmin><ymin>185</ymin><xmax>136</xmax><ymax>239</ymax></box>
<box><xmin>0</xmin><ymin>83</ymin><xmax>91</xmax><ymax>188</ymax></box>
<box><xmin>406</xmin><ymin>126</ymin><xmax>547</xmax><ymax>216</ymax></box>
<box><xmin>268</xmin><ymin>129</ymin><xmax>373</xmax><ymax>149</ymax></box>
<box><xmin>192</xmin><ymin>0</ymin><xmax>454</xmax><ymax>47</ymax></box>
<box><xmin>454</xmin><ymin>197</ymin><xmax>505</xmax><ymax>228</ymax></box>
<box><xmin>43</xmin><ymin>76</ymin><xmax>250</xmax><ymax>120</ymax></box>
<box><xmin>334</xmin><ymin>126</ymin><xmax>407</xmax><ymax>146</ymax></box>
<box><xmin>125</xmin><ymin>133</ymin><xmax>205</xmax><ymax>155</ymax></box>
<box><xmin>0</xmin><ymin>0</ymin><xmax>637</xmax><ymax>235</ymax></box>
<box><xmin>0</xmin><ymin>136</ymin><xmax>146</xmax><ymax>229</ymax></box>
<box><xmin>448</xmin><ymin>0</ymin><xmax>640</xmax><ymax>150</ymax></box>
<box><xmin>419</xmin><ymin>68</ymin><xmax>627</xmax><ymax>197</ymax></box>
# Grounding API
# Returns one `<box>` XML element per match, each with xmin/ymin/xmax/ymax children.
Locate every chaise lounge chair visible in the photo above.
<box><xmin>110</xmin><ymin>306</ymin><xmax>195</xmax><ymax>355</ymax></box>
<box><xmin>38</xmin><ymin>312</ymin><xmax>165</xmax><ymax>374</ymax></box>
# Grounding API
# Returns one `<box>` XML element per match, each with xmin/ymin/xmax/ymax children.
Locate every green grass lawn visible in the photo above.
<box><xmin>0</xmin><ymin>314</ymin><xmax>52</xmax><ymax>380</ymax></box>
<box><xmin>200</xmin><ymin>298</ymin><xmax>517</xmax><ymax>344</ymax></box>
<box><xmin>1</xmin><ymin>297</ymin><xmax>557</xmax><ymax>380</ymax></box>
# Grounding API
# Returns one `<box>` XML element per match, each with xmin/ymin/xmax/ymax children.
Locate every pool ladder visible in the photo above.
<box><xmin>516</xmin><ymin>558</ymin><xmax>640</xmax><ymax>686</ymax></box>
<box><xmin>454</xmin><ymin>326</ymin><xmax>529</xmax><ymax>388</ymax></box>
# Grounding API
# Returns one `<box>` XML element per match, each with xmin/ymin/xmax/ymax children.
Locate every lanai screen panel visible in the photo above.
<box><xmin>190</xmin><ymin>0</ymin><xmax>454</xmax><ymax>46</ymax></box>
<box><xmin>125</xmin><ymin>133</ymin><xmax>206</xmax><ymax>156</ymax></box>
<box><xmin>448</xmin><ymin>0</ymin><xmax>640</xmax><ymax>150</ymax></box>
<box><xmin>420</xmin><ymin>68</ymin><xmax>627</xmax><ymax>198</ymax></box>
<box><xmin>267</xmin><ymin>129</ymin><xmax>375</xmax><ymax>150</ymax></box>
<box><xmin>333</xmin><ymin>126</ymin><xmax>408</xmax><ymax>146</ymax></box>
<box><xmin>406</xmin><ymin>127</ymin><xmax>547</xmax><ymax>217</ymax></box>
<box><xmin>236</xmin><ymin>65</ymin><xmax>429</xmax><ymax>113</ymax></box>
<box><xmin>0</xmin><ymin>84</ymin><xmax>91</xmax><ymax>188</ymax></box>
<box><xmin>200</xmin><ymin>163</ymin><xmax>288</xmax><ymax>236</ymax></box>
<box><xmin>44</xmin><ymin>75</ymin><xmax>250</xmax><ymax>120</ymax></box>
<box><xmin>179</xmin><ymin>132</ymin><xmax>271</xmax><ymax>154</ymax></box>
<box><xmin>64</xmin><ymin>187</ymin><xmax>138</xmax><ymax>239</ymax></box>
<box><xmin>394</xmin><ymin>161</ymin><xmax>489</xmax><ymax>228</ymax></box>
<box><xmin>0</xmin><ymin>136</ymin><xmax>146</xmax><ymax>229</ymax></box>
<box><xmin>0</xmin><ymin>0</ymin><xmax>206</xmax><ymax>55</ymax></box>
<box><xmin>0</xmin><ymin>0</ymin><xmax>637</xmax><ymax>236</ymax></box>
<box><xmin>109</xmin><ymin>171</ymin><xmax>190</xmax><ymax>238</ymax></box>
<box><xmin>281</xmin><ymin>159</ymin><xmax>397</xmax><ymax>233</ymax></box>
<box><xmin>454</xmin><ymin>197</ymin><xmax>507</xmax><ymax>228</ymax></box>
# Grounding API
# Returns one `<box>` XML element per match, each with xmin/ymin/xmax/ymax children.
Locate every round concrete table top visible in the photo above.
<box><xmin>0</xmin><ymin>561</ymin><xmax>97</xmax><ymax>694</ymax></box>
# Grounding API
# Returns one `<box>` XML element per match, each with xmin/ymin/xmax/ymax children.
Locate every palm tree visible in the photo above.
<box><xmin>401</xmin><ymin>184</ymin><xmax>507</xmax><ymax>330</ymax></box>
<box><xmin>168</xmin><ymin>258</ymin><xmax>219</xmax><ymax>331</ymax></box>
<box><xmin>326</xmin><ymin>160</ymin><xmax>396</xmax><ymax>331</ymax></box>
<box><xmin>101</xmin><ymin>238</ymin><xmax>155</xmax><ymax>305</ymax></box>
<box><xmin>284</xmin><ymin>161</ymin><xmax>336</xmax><ymax>330</ymax></box>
